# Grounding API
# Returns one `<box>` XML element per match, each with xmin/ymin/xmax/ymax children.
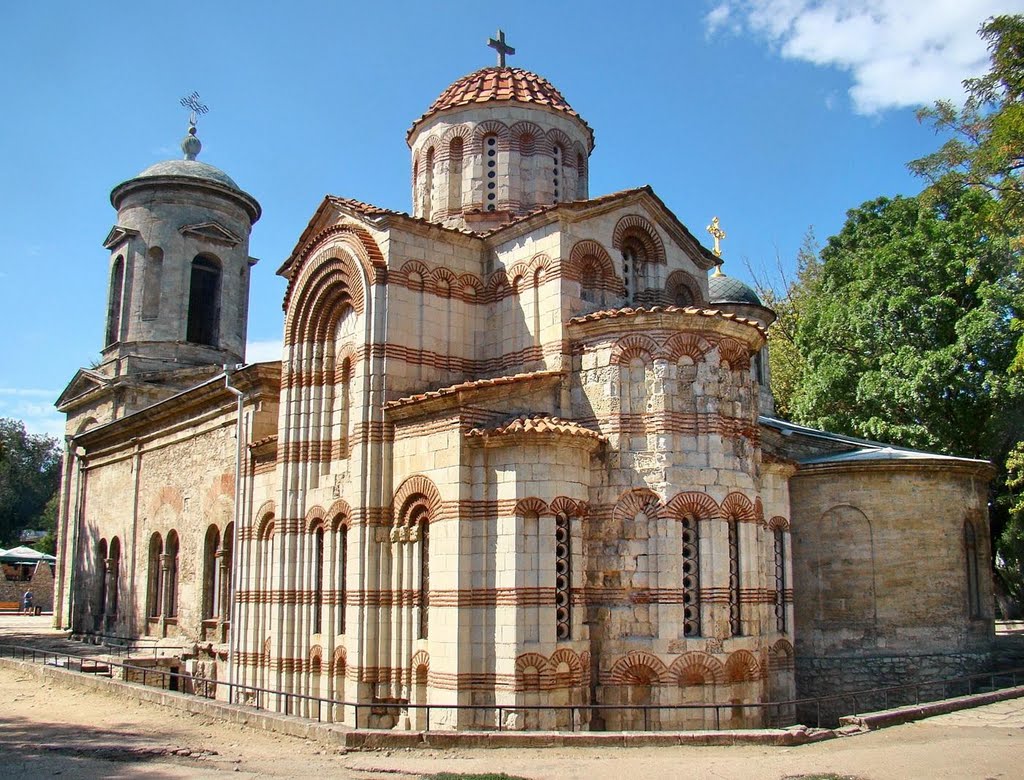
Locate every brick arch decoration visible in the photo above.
<box><xmin>753</xmin><ymin>497</ymin><xmax>765</xmax><ymax>523</ymax></box>
<box><xmin>254</xmin><ymin>500</ymin><xmax>275</xmax><ymax>528</ymax></box>
<box><xmin>284</xmin><ymin>248</ymin><xmax>367</xmax><ymax>348</ymax></box>
<box><xmin>430</xmin><ymin>266</ymin><xmax>458</xmax><ymax>298</ymax></box>
<box><xmin>309</xmin><ymin>644</ymin><xmax>323</xmax><ymax>671</ymax></box>
<box><xmin>507</xmin><ymin>261</ymin><xmax>531</xmax><ymax>292</ymax></box>
<box><xmin>567</xmin><ymin>239</ymin><xmax>617</xmax><ymax>286</ymax></box>
<box><xmin>284</xmin><ymin>223</ymin><xmax>383</xmax><ymax>313</ymax></box>
<box><xmin>669</xmin><ymin>652</ymin><xmax>727</xmax><ymax>686</ymax></box>
<box><xmin>472</xmin><ymin>119</ymin><xmax>512</xmax><ymax>153</ymax></box>
<box><xmin>664</xmin><ymin>491</ymin><xmax>720</xmax><ymax>521</ymax></box>
<box><xmin>528</xmin><ymin>253</ymin><xmax>551</xmax><ymax>276</ymax></box>
<box><xmin>410</xmin><ymin>650</ymin><xmax>431</xmax><ymax>687</ymax></box>
<box><xmin>546</xmin><ymin>128</ymin><xmax>576</xmax><ymax>165</ymax></box>
<box><xmin>331</xmin><ymin>645</ymin><xmax>347</xmax><ymax>677</ymax></box>
<box><xmin>327</xmin><ymin>499</ymin><xmax>353</xmax><ymax>531</ymax></box>
<box><xmin>665</xmin><ymin>269</ymin><xmax>704</xmax><ymax>307</ymax></box>
<box><xmin>718</xmin><ymin>338</ymin><xmax>752</xmax><ymax>371</ymax></box>
<box><xmin>550</xmin><ymin>496</ymin><xmax>584</xmax><ymax>518</ymax></box>
<box><xmin>769</xmin><ymin>639</ymin><xmax>794</xmax><ymax>672</ymax></box>
<box><xmin>486</xmin><ymin>268</ymin><xmax>510</xmax><ymax>299</ymax></box>
<box><xmin>305</xmin><ymin>505</ymin><xmax>327</xmax><ymax>533</ymax></box>
<box><xmin>514</xmin><ymin>497</ymin><xmax>549</xmax><ymax>517</ymax></box>
<box><xmin>257</xmin><ymin>510</ymin><xmax>276</xmax><ymax>542</ymax></box>
<box><xmin>661</xmin><ymin>332</ymin><xmax>712</xmax><ymax>363</ymax></box>
<box><xmin>440</xmin><ymin>124</ymin><xmax>473</xmax><ymax>159</ymax></box>
<box><xmin>397</xmin><ymin>259</ymin><xmax>430</xmax><ymax>291</ymax></box>
<box><xmin>510</xmin><ymin>120</ymin><xmax>544</xmax><ymax>154</ymax></box>
<box><xmin>612</xmin><ymin>214</ymin><xmax>667</xmax><ymax>265</ymax></box>
<box><xmin>515</xmin><ymin>652</ymin><xmax>551</xmax><ymax>691</ymax></box>
<box><xmin>610</xmin><ymin>333</ymin><xmax>659</xmax><ymax>365</ymax></box>
<box><xmin>768</xmin><ymin>515</ymin><xmax>791</xmax><ymax>532</ymax></box>
<box><xmin>612</xmin><ymin>488</ymin><xmax>663</xmax><ymax>524</ymax></box>
<box><xmin>725</xmin><ymin>649</ymin><xmax>762</xmax><ymax>683</ymax></box>
<box><xmin>458</xmin><ymin>273</ymin><xmax>484</xmax><ymax>300</ymax></box>
<box><xmin>720</xmin><ymin>492</ymin><xmax>756</xmax><ymax>521</ymax></box>
<box><xmin>608</xmin><ymin>651</ymin><xmax>669</xmax><ymax>685</ymax></box>
<box><xmin>549</xmin><ymin>648</ymin><xmax>584</xmax><ymax>687</ymax></box>
<box><xmin>393</xmin><ymin>474</ymin><xmax>443</xmax><ymax>525</ymax></box>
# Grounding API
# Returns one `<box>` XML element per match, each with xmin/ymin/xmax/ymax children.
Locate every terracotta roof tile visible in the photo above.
<box><xmin>466</xmin><ymin>414</ymin><xmax>606</xmax><ymax>441</ymax></box>
<box><xmin>568</xmin><ymin>305</ymin><xmax>768</xmax><ymax>334</ymax></box>
<box><xmin>408</xmin><ymin>67</ymin><xmax>594</xmax><ymax>148</ymax></box>
<box><xmin>385</xmin><ymin>370</ymin><xmax>563</xmax><ymax>409</ymax></box>
<box><xmin>248</xmin><ymin>434</ymin><xmax>278</xmax><ymax>449</ymax></box>
<box><xmin>326</xmin><ymin>196</ymin><xmax>480</xmax><ymax>237</ymax></box>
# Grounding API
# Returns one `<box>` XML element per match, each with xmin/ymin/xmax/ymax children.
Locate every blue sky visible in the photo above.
<box><xmin>2</xmin><ymin>0</ymin><xmax>1022</xmax><ymax>438</ymax></box>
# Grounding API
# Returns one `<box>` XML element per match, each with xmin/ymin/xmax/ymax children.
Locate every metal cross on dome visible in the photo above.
<box><xmin>180</xmin><ymin>91</ymin><xmax>209</xmax><ymax>128</ymax></box>
<box><xmin>488</xmin><ymin>29</ymin><xmax>515</xmax><ymax>67</ymax></box>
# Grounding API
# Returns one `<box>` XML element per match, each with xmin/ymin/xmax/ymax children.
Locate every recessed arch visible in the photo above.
<box><xmin>612</xmin><ymin>214</ymin><xmax>666</xmax><ymax>265</ymax></box>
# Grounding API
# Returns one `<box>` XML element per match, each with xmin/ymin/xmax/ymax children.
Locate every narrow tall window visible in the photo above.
<box><xmin>555</xmin><ymin>513</ymin><xmax>572</xmax><ymax>640</ymax></box>
<box><xmin>519</xmin><ymin>133</ymin><xmax>535</xmax><ymax>208</ymax></box>
<box><xmin>187</xmin><ymin>255</ymin><xmax>221</xmax><ymax>346</ymax></box>
<box><xmin>681</xmin><ymin>515</ymin><xmax>700</xmax><ymax>636</ymax></box>
<box><xmin>147</xmin><ymin>533</ymin><xmax>163</xmax><ymax>618</ymax></box>
<box><xmin>419</xmin><ymin>517</ymin><xmax>430</xmax><ymax>640</ymax></box>
<box><xmin>165</xmin><ymin>530</ymin><xmax>180</xmax><ymax>619</ymax></box>
<box><xmin>106</xmin><ymin>256</ymin><xmax>125</xmax><ymax>346</ymax></box>
<box><xmin>339</xmin><ymin>357</ymin><xmax>351</xmax><ymax>458</ymax></box>
<box><xmin>965</xmin><ymin>521</ymin><xmax>982</xmax><ymax>618</ymax></box>
<box><xmin>728</xmin><ymin>519</ymin><xmax>741</xmax><ymax>636</ymax></box>
<box><xmin>484</xmin><ymin>134</ymin><xmax>498</xmax><ymax>211</ymax></box>
<box><xmin>576</xmin><ymin>152</ymin><xmax>587</xmax><ymax>199</ymax></box>
<box><xmin>448</xmin><ymin>137</ymin><xmax>463</xmax><ymax>214</ymax></box>
<box><xmin>313</xmin><ymin>527</ymin><xmax>325</xmax><ymax>633</ymax></box>
<box><xmin>203</xmin><ymin>525</ymin><xmax>220</xmax><ymax>620</ymax></box>
<box><xmin>552</xmin><ymin>144</ymin><xmax>562</xmax><ymax>203</ymax></box>
<box><xmin>222</xmin><ymin>522</ymin><xmax>234</xmax><ymax>623</ymax></box>
<box><xmin>96</xmin><ymin>539</ymin><xmax>108</xmax><ymax>618</ymax></box>
<box><xmin>108</xmin><ymin>537</ymin><xmax>121</xmax><ymax>618</ymax></box>
<box><xmin>423</xmin><ymin>147</ymin><xmax>435</xmax><ymax>220</ymax></box>
<box><xmin>621</xmin><ymin>239</ymin><xmax>646</xmax><ymax>303</ymax></box>
<box><xmin>338</xmin><ymin>524</ymin><xmax>348</xmax><ymax>634</ymax></box>
<box><xmin>142</xmin><ymin>247</ymin><xmax>163</xmax><ymax>320</ymax></box>
<box><xmin>774</xmin><ymin>528</ymin><xmax>786</xmax><ymax>632</ymax></box>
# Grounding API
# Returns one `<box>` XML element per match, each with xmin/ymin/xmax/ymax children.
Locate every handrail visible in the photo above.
<box><xmin>1</xmin><ymin>642</ymin><xmax>1020</xmax><ymax>731</ymax></box>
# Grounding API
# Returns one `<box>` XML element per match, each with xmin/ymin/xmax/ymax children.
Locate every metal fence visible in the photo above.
<box><xmin>1</xmin><ymin>642</ymin><xmax>1021</xmax><ymax>731</ymax></box>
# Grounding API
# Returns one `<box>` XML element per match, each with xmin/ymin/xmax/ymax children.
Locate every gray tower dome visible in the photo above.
<box><xmin>99</xmin><ymin>123</ymin><xmax>261</xmax><ymax>378</ymax></box>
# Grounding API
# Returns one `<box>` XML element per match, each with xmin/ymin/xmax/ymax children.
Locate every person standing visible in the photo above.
<box><xmin>21</xmin><ymin>589</ymin><xmax>33</xmax><ymax>616</ymax></box>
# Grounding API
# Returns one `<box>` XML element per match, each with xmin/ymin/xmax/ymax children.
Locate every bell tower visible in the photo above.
<box><xmin>99</xmin><ymin>103</ymin><xmax>261</xmax><ymax>378</ymax></box>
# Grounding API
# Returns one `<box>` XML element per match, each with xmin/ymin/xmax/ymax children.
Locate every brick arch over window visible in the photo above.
<box><xmin>510</xmin><ymin>121</ymin><xmax>544</xmax><ymax>152</ymax></box>
<box><xmin>471</xmin><ymin>120</ymin><xmax>512</xmax><ymax>152</ymax></box>
<box><xmin>254</xmin><ymin>500</ymin><xmax>275</xmax><ymax>529</ymax></box>
<box><xmin>661</xmin><ymin>333</ymin><xmax>713</xmax><ymax>363</ymax></box>
<box><xmin>285</xmin><ymin>223</ymin><xmax>383</xmax><ymax>310</ymax></box>
<box><xmin>725</xmin><ymin>649</ymin><xmax>761</xmax><ymax>682</ymax></box>
<box><xmin>549</xmin><ymin>496</ymin><xmax>584</xmax><ymax>518</ymax></box>
<box><xmin>612</xmin><ymin>488</ymin><xmax>664</xmax><ymax>525</ymax></box>
<box><xmin>330</xmin><ymin>645</ymin><xmax>347</xmax><ymax>677</ymax></box>
<box><xmin>440</xmin><ymin>123</ymin><xmax>473</xmax><ymax>152</ymax></box>
<box><xmin>610</xmin><ymin>333</ymin><xmax>659</xmax><ymax>366</ymax></box>
<box><xmin>327</xmin><ymin>499</ymin><xmax>352</xmax><ymax>531</ymax></box>
<box><xmin>549</xmin><ymin>648</ymin><xmax>584</xmax><ymax>686</ymax></box>
<box><xmin>515</xmin><ymin>651</ymin><xmax>551</xmax><ymax>691</ymax></box>
<box><xmin>309</xmin><ymin>644</ymin><xmax>323</xmax><ymax>669</ymax></box>
<box><xmin>670</xmin><ymin>652</ymin><xmax>726</xmax><ymax>686</ymax></box>
<box><xmin>305</xmin><ymin>505</ymin><xmax>327</xmax><ymax>533</ymax></box>
<box><xmin>568</xmin><ymin>240</ymin><xmax>616</xmax><ymax>282</ymax></box>
<box><xmin>608</xmin><ymin>651</ymin><xmax>669</xmax><ymax>685</ymax></box>
<box><xmin>514</xmin><ymin>497</ymin><xmax>549</xmax><ymax>517</ymax></box>
<box><xmin>768</xmin><ymin>515</ymin><xmax>790</xmax><ymax>531</ymax></box>
<box><xmin>720</xmin><ymin>492</ymin><xmax>756</xmax><ymax>521</ymax></box>
<box><xmin>612</xmin><ymin>214</ymin><xmax>666</xmax><ymax>265</ymax></box>
<box><xmin>718</xmin><ymin>338</ymin><xmax>752</xmax><ymax>371</ymax></box>
<box><xmin>665</xmin><ymin>269</ymin><xmax>704</xmax><ymax>308</ymax></box>
<box><xmin>664</xmin><ymin>491</ymin><xmax>720</xmax><ymax>521</ymax></box>
<box><xmin>393</xmin><ymin>474</ymin><xmax>443</xmax><ymax>525</ymax></box>
<box><xmin>284</xmin><ymin>248</ymin><xmax>367</xmax><ymax>347</ymax></box>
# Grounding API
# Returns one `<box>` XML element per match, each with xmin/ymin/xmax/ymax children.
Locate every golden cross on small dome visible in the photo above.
<box><xmin>488</xmin><ymin>29</ymin><xmax>516</xmax><ymax>67</ymax></box>
<box><xmin>706</xmin><ymin>216</ymin><xmax>726</xmax><ymax>258</ymax></box>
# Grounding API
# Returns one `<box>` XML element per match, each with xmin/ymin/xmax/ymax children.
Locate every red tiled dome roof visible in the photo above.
<box><xmin>407</xmin><ymin>67</ymin><xmax>594</xmax><ymax>148</ymax></box>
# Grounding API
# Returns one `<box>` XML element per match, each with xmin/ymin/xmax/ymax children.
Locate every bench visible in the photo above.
<box><xmin>0</xmin><ymin>601</ymin><xmax>22</xmax><ymax>612</ymax></box>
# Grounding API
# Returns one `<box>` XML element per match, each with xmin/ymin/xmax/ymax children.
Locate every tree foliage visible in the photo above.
<box><xmin>0</xmin><ymin>419</ymin><xmax>62</xmax><ymax>546</ymax></box>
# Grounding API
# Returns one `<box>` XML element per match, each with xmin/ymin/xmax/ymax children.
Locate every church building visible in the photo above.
<box><xmin>53</xmin><ymin>38</ymin><xmax>996</xmax><ymax>730</ymax></box>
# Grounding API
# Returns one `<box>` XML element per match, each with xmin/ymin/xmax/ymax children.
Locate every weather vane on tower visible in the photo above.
<box><xmin>488</xmin><ymin>29</ymin><xmax>515</xmax><ymax>67</ymax></box>
<box><xmin>178</xmin><ymin>91</ymin><xmax>209</xmax><ymax>161</ymax></box>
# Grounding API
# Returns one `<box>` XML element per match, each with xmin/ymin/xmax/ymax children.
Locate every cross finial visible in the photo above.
<box><xmin>707</xmin><ymin>216</ymin><xmax>727</xmax><ymax>275</ymax></box>
<box><xmin>488</xmin><ymin>29</ymin><xmax>515</xmax><ymax>67</ymax></box>
<box><xmin>179</xmin><ymin>91</ymin><xmax>209</xmax><ymax>129</ymax></box>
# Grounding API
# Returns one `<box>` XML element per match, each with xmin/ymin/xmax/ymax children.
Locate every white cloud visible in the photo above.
<box><xmin>0</xmin><ymin>388</ymin><xmax>64</xmax><ymax>440</ymax></box>
<box><xmin>246</xmin><ymin>339</ymin><xmax>283</xmax><ymax>363</ymax></box>
<box><xmin>705</xmin><ymin>0</ymin><xmax>1024</xmax><ymax>113</ymax></box>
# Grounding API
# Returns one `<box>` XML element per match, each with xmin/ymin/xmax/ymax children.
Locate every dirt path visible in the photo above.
<box><xmin>1</xmin><ymin>618</ymin><xmax>1022</xmax><ymax>778</ymax></box>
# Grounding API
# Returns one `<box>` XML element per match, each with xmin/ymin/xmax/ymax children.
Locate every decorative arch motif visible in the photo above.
<box><xmin>720</xmin><ymin>491</ymin><xmax>756</xmax><ymax>521</ymax></box>
<box><xmin>661</xmin><ymin>333</ymin><xmax>712</xmax><ymax>363</ymax></box>
<box><xmin>546</xmin><ymin>128</ymin><xmax>575</xmax><ymax>162</ymax></box>
<box><xmin>664</xmin><ymin>491</ymin><xmax>719</xmax><ymax>521</ymax></box>
<box><xmin>567</xmin><ymin>240</ymin><xmax>617</xmax><ymax>285</ymax></box>
<box><xmin>608</xmin><ymin>651</ymin><xmax>669</xmax><ymax>685</ymax></box>
<box><xmin>612</xmin><ymin>488</ymin><xmax>663</xmax><ymax>524</ymax></box>
<box><xmin>510</xmin><ymin>120</ymin><xmax>544</xmax><ymax>153</ymax></box>
<box><xmin>612</xmin><ymin>214</ymin><xmax>667</xmax><ymax>265</ymax></box>
<box><xmin>410</xmin><ymin>649</ymin><xmax>430</xmax><ymax>675</ymax></box>
<box><xmin>331</xmin><ymin>645</ymin><xmax>347</xmax><ymax>675</ymax></box>
<box><xmin>284</xmin><ymin>249</ymin><xmax>366</xmax><ymax>347</ymax></box>
<box><xmin>610</xmin><ymin>333</ymin><xmax>659</xmax><ymax>366</ymax></box>
<box><xmin>718</xmin><ymin>338</ymin><xmax>751</xmax><ymax>371</ymax></box>
<box><xmin>670</xmin><ymin>652</ymin><xmax>726</xmax><ymax>686</ymax></box>
<box><xmin>309</xmin><ymin>644</ymin><xmax>323</xmax><ymax>667</ymax></box>
<box><xmin>254</xmin><ymin>500</ymin><xmax>275</xmax><ymax>527</ymax></box>
<box><xmin>725</xmin><ymin>649</ymin><xmax>761</xmax><ymax>682</ymax></box>
<box><xmin>257</xmin><ymin>511</ymin><xmax>276</xmax><ymax>542</ymax></box>
<box><xmin>439</xmin><ymin>123</ymin><xmax>473</xmax><ymax>151</ymax></box>
<box><xmin>327</xmin><ymin>499</ymin><xmax>352</xmax><ymax>530</ymax></box>
<box><xmin>665</xmin><ymin>269</ymin><xmax>704</xmax><ymax>307</ymax></box>
<box><xmin>549</xmin><ymin>648</ymin><xmax>584</xmax><ymax>686</ymax></box>
<box><xmin>393</xmin><ymin>474</ymin><xmax>443</xmax><ymax>525</ymax></box>
<box><xmin>514</xmin><ymin>497</ymin><xmax>549</xmax><ymax>517</ymax></box>
<box><xmin>472</xmin><ymin>119</ymin><xmax>512</xmax><ymax>152</ymax></box>
<box><xmin>515</xmin><ymin>652</ymin><xmax>551</xmax><ymax>690</ymax></box>
<box><xmin>770</xmin><ymin>638</ymin><xmax>794</xmax><ymax>658</ymax></box>
<box><xmin>768</xmin><ymin>515</ymin><xmax>790</xmax><ymax>531</ymax></box>
<box><xmin>549</xmin><ymin>496</ymin><xmax>582</xmax><ymax>518</ymax></box>
<box><xmin>305</xmin><ymin>505</ymin><xmax>327</xmax><ymax>533</ymax></box>
<box><xmin>284</xmin><ymin>223</ymin><xmax>383</xmax><ymax>311</ymax></box>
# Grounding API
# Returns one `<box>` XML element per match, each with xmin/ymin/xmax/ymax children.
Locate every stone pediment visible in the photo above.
<box><xmin>102</xmin><ymin>225</ymin><xmax>140</xmax><ymax>250</ymax></box>
<box><xmin>55</xmin><ymin>368</ymin><xmax>110</xmax><ymax>411</ymax></box>
<box><xmin>179</xmin><ymin>220</ymin><xmax>242</xmax><ymax>247</ymax></box>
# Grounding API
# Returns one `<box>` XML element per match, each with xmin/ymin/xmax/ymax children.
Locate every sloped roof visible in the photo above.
<box><xmin>466</xmin><ymin>414</ymin><xmax>605</xmax><ymax>441</ymax></box>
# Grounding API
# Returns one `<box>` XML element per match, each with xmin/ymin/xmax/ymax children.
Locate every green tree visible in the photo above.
<box><xmin>0</xmin><ymin>418</ymin><xmax>62</xmax><ymax>546</ymax></box>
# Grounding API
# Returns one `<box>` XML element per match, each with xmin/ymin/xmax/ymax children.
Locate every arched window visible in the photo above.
<box><xmin>108</xmin><ymin>537</ymin><xmax>121</xmax><ymax>619</ymax></box>
<box><xmin>621</xmin><ymin>238</ymin><xmax>647</xmax><ymax>303</ymax></box>
<box><xmin>418</xmin><ymin>512</ymin><xmax>430</xmax><ymax>640</ymax></box>
<box><xmin>728</xmin><ymin>519</ymin><xmax>741</xmax><ymax>636</ymax></box>
<box><xmin>965</xmin><ymin>521</ymin><xmax>982</xmax><ymax>618</ymax></box>
<box><xmin>313</xmin><ymin>525</ymin><xmax>325</xmax><ymax>633</ymax></box>
<box><xmin>337</xmin><ymin>523</ymin><xmax>348</xmax><ymax>634</ymax></box>
<box><xmin>165</xmin><ymin>530</ymin><xmax>180</xmax><ymax>619</ymax></box>
<box><xmin>448</xmin><ymin>137</ymin><xmax>464</xmax><ymax>214</ymax></box>
<box><xmin>555</xmin><ymin>513</ymin><xmax>572</xmax><ymax>640</ymax></box>
<box><xmin>576</xmin><ymin>152</ymin><xmax>587</xmax><ymax>199</ymax></box>
<box><xmin>339</xmin><ymin>356</ymin><xmax>352</xmax><ymax>458</ymax></box>
<box><xmin>774</xmin><ymin>528</ymin><xmax>786</xmax><ymax>632</ymax></box>
<box><xmin>552</xmin><ymin>144</ymin><xmax>563</xmax><ymax>203</ymax></box>
<box><xmin>484</xmin><ymin>134</ymin><xmax>498</xmax><ymax>211</ymax></box>
<box><xmin>96</xmin><ymin>539</ymin><xmax>108</xmax><ymax>620</ymax></box>
<box><xmin>222</xmin><ymin>522</ymin><xmax>234</xmax><ymax>624</ymax></box>
<box><xmin>187</xmin><ymin>255</ymin><xmax>221</xmax><ymax>346</ymax></box>
<box><xmin>147</xmin><ymin>533</ymin><xmax>163</xmax><ymax>618</ymax></box>
<box><xmin>423</xmin><ymin>146</ymin><xmax>435</xmax><ymax>220</ymax></box>
<box><xmin>681</xmin><ymin>515</ymin><xmax>700</xmax><ymax>636</ymax></box>
<box><xmin>203</xmin><ymin>525</ymin><xmax>221</xmax><ymax>620</ymax></box>
<box><xmin>105</xmin><ymin>256</ymin><xmax>125</xmax><ymax>346</ymax></box>
<box><xmin>142</xmin><ymin>247</ymin><xmax>163</xmax><ymax>320</ymax></box>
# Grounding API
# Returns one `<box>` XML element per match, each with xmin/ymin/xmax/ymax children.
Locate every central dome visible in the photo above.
<box><xmin>408</xmin><ymin>67</ymin><xmax>593</xmax><ymax>147</ymax></box>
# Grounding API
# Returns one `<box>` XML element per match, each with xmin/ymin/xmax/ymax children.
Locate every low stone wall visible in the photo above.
<box><xmin>795</xmin><ymin>651</ymin><xmax>993</xmax><ymax>726</ymax></box>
